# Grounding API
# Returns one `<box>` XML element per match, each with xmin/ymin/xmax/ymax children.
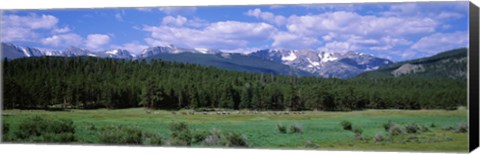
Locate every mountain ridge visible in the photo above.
<box><xmin>4</xmin><ymin>42</ymin><xmax>462</xmax><ymax>79</ymax></box>
<box><xmin>357</xmin><ymin>48</ymin><xmax>468</xmax><ymax>80</ymax></box>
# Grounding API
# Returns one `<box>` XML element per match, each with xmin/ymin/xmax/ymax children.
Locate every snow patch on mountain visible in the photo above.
<box><xmin>282</xmin><ymin>51</ymin><xmax>297</xmax><ymax>61</ymax></box>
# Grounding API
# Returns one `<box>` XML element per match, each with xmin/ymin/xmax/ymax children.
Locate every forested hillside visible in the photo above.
<box><xmin>358</xmin><ymin>48</ymin><xmax>467</xmax><ymax>80</ymax></box>
<box><xmin>3</xmin><ymin>56</ymin><xmax>467</xmax><ymax>111</ymax></box>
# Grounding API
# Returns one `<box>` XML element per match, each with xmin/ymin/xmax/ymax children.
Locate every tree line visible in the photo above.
<box><xmin>3</xmin><ymin>57</ymin><xmax>467</xmax><ymax>111</ymax></box>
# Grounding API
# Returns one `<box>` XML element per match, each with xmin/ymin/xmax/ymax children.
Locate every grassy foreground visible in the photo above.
<box><xmin>1</xmin><ymin>108</ymin><xmax>468</xmax><ymax>152</ymax></box>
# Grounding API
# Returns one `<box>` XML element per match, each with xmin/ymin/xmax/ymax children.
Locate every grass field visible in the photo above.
<box><xmin>1</xmin><ymin>108</ymin><xmax>468</xmax><ymax>152</ymax></box>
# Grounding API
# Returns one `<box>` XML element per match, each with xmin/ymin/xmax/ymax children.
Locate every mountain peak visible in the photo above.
<box><xmin>250</xmin><ymin>48</ymin><xmax>393</xmax><ymax>78</ymax></box>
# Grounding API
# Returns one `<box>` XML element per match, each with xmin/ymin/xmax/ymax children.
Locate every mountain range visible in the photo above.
<box><xmin>358</xmin><ymin>48</ymin><xmax>467</xmax><ymax>80</ymax></box>
<box><xmin>1</xmin><ymin>42</ymin><xmax>465</xmax><ymax>79</ymax></box>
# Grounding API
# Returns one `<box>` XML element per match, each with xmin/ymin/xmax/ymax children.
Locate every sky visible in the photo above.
<box><xmin>0</xmin><ymin>2</ymin><xmax>469</xmax><ymax>61</ymax></box>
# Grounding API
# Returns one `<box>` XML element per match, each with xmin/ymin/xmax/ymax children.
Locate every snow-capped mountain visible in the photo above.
<box><xmin>140</xmin><ymin>44</ymin><xmax>220</xmax><ymax>58</ymax></box>
<box><xmin>98</xmin><ymin>49</ymin><xmax>135</xmax><ymax>59</ymax></box>
<box><xmin>1</xmin><ymin>43</ymin><xmax>135</xmax><ymax>60</ymax></box>
<box><xmin>1</xmin><ymin>42</ymin><xmax>393</xmax><ymax>78</ymax></box>
<box><xmin>250</xmin><ymin>49</ymin><xmax>393</xmax><ymax>78</ymax></box>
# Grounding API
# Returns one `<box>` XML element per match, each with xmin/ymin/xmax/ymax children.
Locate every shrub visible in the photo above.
<box><xmin>86</xmin><ymin>123</ymin><xmax>96</xmax><ymax>131</ymax></box>
<box><xmin>442</xmin><ymin>126</ymin><xmax>455</xmax><ymax>131</ymax></box>
<box><xmin>353</xmin><ymin>127</ymin><xmax>363</xmax><ymax>135</ymax></box>
<box><xmin>389</xmin><ymin>124</ymin><xmax>404</xmax><ymax>136</ymax></box>
<box><xmin>203</xmin><ymin>128</ymin><xmax>222</xmax><ymax>146</ymax></box>
<box><xmin>405</xmin><ymin>135</ymin><xmax>419</xmax><ymax>143</ymax></box>
<box><xmin>223</xmin><ymin>132</ymin><xmax>248</xmax><ymax>147</ymax></box>
<box><xmin>42</xmin><ymin>133</ymin><xmax>76</xmax><ymax>143</ymax></box>
<box><xmin>14</xmin><ymin>116</ymin><xmax>76</xmax><ymax>143</ymax></box>
<box><xmin>455</xmin><ymin>123</ymin><xmax>468</xmax><ymax>133</ymax></box>
<box><xmin>340</xmin><ymin>121</ymin><xmax>352</xmax><ymax>131</ymax></box>
<box><xmin>383</xmin><ymin>121</ymin><xmax>393</xmax><ymax>131</ymax></box>
<box><xmin>3</xmin><ymin>123</ymin><xmax>9</xmax><ymax>135</ymax></box>
<box><xmin>374</xmin><ymin>133</ymin><xmax>384</xmax><ymax>142</ymax></box>
<box><xmin>3</xmin><ymin>123</ymin><xmax>10</xmax><ymax>141</ymax></box>
<box><xmin>405</xmin><ymin>123</ymin><xmax>419</xmax><ymax>134</ymax></box>
<box><xmin>353</xmin><ymin>128</ymin><xmax>364</xmax><ymax>141</ymax></box>
<box><xmin>419</xmin><ymin>125</ymin><xmax>430</xmax><ymax>132</ymax></box>
<box><xmin>305</xmin><ymin>140</ymin><xmax>320</xmax><ymax>149</ymax></box>
<box><xmin>430</xmin><ymin>123</ymin><xmax>436</xmax><ymax>128</ymax></box>
<box><xmin>290</xmin><ymin>124</ymin><xmax>303</xmax><ymax>133</ymax></box>
<box><xmin>98</xmin><ymin>125</ymin><xmax>143</xmax><ymax>144</ymax></box>
<box><xmin>203</xmin><ymin>135</ymin><xmax>221</xmax><ymax>146</ymax></box>
<box><xmin>276</xmin><ymin>124</ymin><xmax>287</xmax><ymax>134</ymax></box>
<box><xmin>142</xmin><ymin>132</ymin><xmax>163</xmax><ymax>145</ymax></box>
<box><xmin>192</xmin><ymin>130</ymin><xmax>209</xmax><ymax>144</ymax></box>
<box><xmin>169</xmin><ymin>122</ymin><xmax>192</xmax><ymax>146</ymax></box>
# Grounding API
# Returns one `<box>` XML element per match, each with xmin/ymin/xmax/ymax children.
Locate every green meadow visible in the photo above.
<box><xmin>1</xmin><ymin>108</ymin><xmax>468</xmax><ymax>152</ymax></box>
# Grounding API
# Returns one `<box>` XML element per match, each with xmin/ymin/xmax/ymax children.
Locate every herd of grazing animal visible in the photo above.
<box><xmin>146</xmin><ymin>110</ymin><xmax>307</xmax><ymax>115</ymax></box>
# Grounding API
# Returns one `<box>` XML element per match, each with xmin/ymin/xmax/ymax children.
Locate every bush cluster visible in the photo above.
<box><xmin>383</xmin><ymin>121</ymin><xmax>393</xmax><ymax>131</ymax></box>
<box><xmin>276</xmin><ymin>124</ymin><xmax>287</xmax><ymax>134</ymax></box>
<box><xmin>169</xmin><ymin>122</ymin><xmax>192</xmax><ymax>146</ymax></box>
<box><xmin>374</xmin><ymin>132</ymin><xmax>384</xmax><ymax>142</ymax></box>
<box><xmin>340</xmin><ymin>121</ymin><xmax>352</xmax><ymax>131</ymax></box>
<box><xmin>223</xmin><ymin>132</ymin><xmax>248</xmax><ymax>147</ymax></box>
<box><xmin>290</xmin><ymin>124</ymin><xmax>303</xmax><ymax>134</ymax></box>
<box><xmin>13</xmin><ymin>116</ymin><xmax>76</xmax><ymax>143</ymax></box>
<box><xmin>304</xmin><ymin>140</ymin><xmax>320</xmax><ymax>149</ymax></box>
<box><xmin>98</xmin><ymin>125</ymin><xmax>143</xmax><ymax>144</ymax></box>
<box><xmin>455</xmin><ymin>123</ymin><xmax>468</xmax><ymax>133</ymax></box>
<box><xmin>388</xmin><ymin>124</ymin><xmax>404</xmax><ymax>136</ymax></box>
<box><xmin>405</xmin><ymin>123</ymin><xmax>419</xmax><ymax>134</ymax></box>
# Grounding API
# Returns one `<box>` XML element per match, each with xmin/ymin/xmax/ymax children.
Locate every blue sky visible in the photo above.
<box><xmin>1</xmin><ymin>2</ymin><xmax>469</xmax><ymax>61</ymax></box>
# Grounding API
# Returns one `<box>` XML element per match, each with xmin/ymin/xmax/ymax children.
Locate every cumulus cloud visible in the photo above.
<box><xmin>52</xmin><ymin>26</ymin><xmax>71</xmax><ymax>34</ymax></box>
<box><xmin>162</xmin><ymin>16</ymin><xmax>187</xmax><ymax>27</ymax></box>
<box><xmin>1</xmin><ymin>14</ymin><xmax>59</xmax><ymax>42</ymax></box>
<box><xmin>41</xmin><ymin>33</ymin><xmax>83</xmax><ymax>47</ymax></box>
<box><xmin>272</xmin><ymin>32</ymin><xmax>318</xmax><ymax>49</ymax></box>
<box><xmin>85</xmin><ymin>34</ymin><xmax>111</xmax><ymax>50</ymax></box>
<box><xmin>158</xmin><ymin>7</ymin><xmax>196</xmax><ymax>15</ymax></box>
<box><xmin>143</xmin><ymin>21</ymin><xmax>277</xmax><ymax>49</ymax></box>
<box><xmin>286</xmin><ymin>11</ymin><xmax>437</xmax><ymax>37</ymax></box>
<box><xmin>410</xmin><ymin>31</ymin><xmax>468</xmax><ymax>54</ymax></box>
<box><xmin>369</xmin><ymin>36</ymin><xmax>412</xmax><ymax>51</ymax></box>
<box><xmin>318</xmin><ymin>41</ymin><xmax>360</xmax><ymax>53</ymax></box>
<box><xmin>246</xmin><ymin>8</ymin><xmax>286</xmax><ymax>26</ymax></box>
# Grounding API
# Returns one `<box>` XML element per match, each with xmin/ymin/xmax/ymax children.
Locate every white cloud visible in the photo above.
<box><xmin>186</xmin><ymin>17</ymin><xmax>209</xmax><ymax>28</ymax></box>
<box><xmin>410</xmin><ymin>31</ymin><xmax>468</xmax><ymax>54</ymax></box>
<box><xmin>52</xmin><ymin>26</ymin><xmax>71</xmax><ymax>34</ymax></box>
<box><xmin>41</xmin><ymin>33</ymin><xmax>83</xmax><ymax>47</ymax></box>
<box><xmin>143</xmin><ymin>21</ymin><xmax>277</xmax><ymax>50</ymax></box>
<box><xmin>162</xmin><ymin>16</ymin><xmax>187</xmax><ymax>27</ymax></box>
<box><xmin>4</xmin><ymin>14</ymin><xmax>58</xmax><ymax>29</ymax></box>
<box><xmin>246</xmin><ymin>8</ymin><xmax>286</xmax><ymax>26</ymax></box>
<box><xmin>158</xmin><ymin>7</ymin><xmax>196</xmax><ymax>15</ymax></box>
<box><xmin>85</xmin><ymin>34</ymin><xmax>111</xmax><ymax>50</ymax></box>
<box><xmin>286</xmin><ymin>11</ymin><xmax>437</xmax><ymax>37</ymax></box>
<box><xmin>369</xmin><ymin>36</ymin><xmax>412</xmax><ymax>51</ymax></box>
<box><xmin>111</xmin><ymin>42</ymin><xmax>148</xmax><ymax>55</ymax></box>
<box><xmin>382</xmin><ymin>3</ymin><xmax>419</xmax><ymax>17</ymax></box>
<box><xmin>437</xmin><ymin>11</ymin><xmax>463</xmax><ymax>19</ymax></box>
<box><xmin>1</xmin><ymin>14</ymin><xmax>59</xmax><ymax>42</ymax></box>
<box><xmin>115</xmin><ymin>13</ymin><xmax>123</xmax><ymax>21</ymax></box>
<box><xmin>114</xmin><ymin>10</ymin><xmax>126</xmax><ymax>22</ymax></box>
<box><xmin>272</xmin><ymin>32</ymin><xmax>318</xmax><ymax>49</ymax></box>
<box><xmin>318</xmin><ymin>41</ymin><xmax>359</xmax><ymax>53</ymax></box>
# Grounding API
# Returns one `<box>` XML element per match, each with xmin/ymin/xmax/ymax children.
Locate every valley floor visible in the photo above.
<box><xmin>1</xmin><ymin>108</ymin><xmax>468</xmax><ymax>152</ymax></box>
